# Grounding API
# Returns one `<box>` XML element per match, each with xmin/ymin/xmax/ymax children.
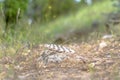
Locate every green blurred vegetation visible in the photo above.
<box><xmin>27</xmin><ymin>0</ymin><xmax>84</xmax><ymax>22</ymax></box>
<box><xmin>3</xmin><ymin>0</ymin><xmax>28</xmax><ymax>30</ymax></box>
<box><xmin>113</xmin><ymin>0</ymin><xmax>120</xmax><ymax>12</ymax></box>
<box><xmin>0</xmin><ymin>0</ymin><xmax>116</xmax><ymax>42</ymax></box>
<box><xmin>0</xmin><ymin>0</ymin><xmax>118</xmax><ymax>57</ymax></box>
<box><xmin>29</xmin><ymin>0</ymin><xmax>105</xmax><ymax>22</ymax></box>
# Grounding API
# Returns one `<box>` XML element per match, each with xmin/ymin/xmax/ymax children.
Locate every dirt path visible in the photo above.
<box><xmin>0</xmin><ymin>36</ymin><xmax>120</xmax><ymax>80</ymax></box>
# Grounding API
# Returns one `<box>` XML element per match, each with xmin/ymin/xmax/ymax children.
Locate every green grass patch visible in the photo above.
<box><xmin>0</xmin><ymin>0</ymin><xmax>117</xmax><ymax>57</ymax></box>
<box><xmin>30</xmin><ymin>0</ymin><xmax>115</xmax><ymax>42</ymax></box>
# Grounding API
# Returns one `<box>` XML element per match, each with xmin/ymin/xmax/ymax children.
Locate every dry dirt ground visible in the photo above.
<box><xmin>0</xmin><ymin>35</ymin><xmax>120</xmax><ymax>80</ymax></box>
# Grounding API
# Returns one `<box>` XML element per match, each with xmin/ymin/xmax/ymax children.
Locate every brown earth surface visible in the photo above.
<box><xmin>0</xmin><ymin>35</ymin><xmax>120</xmax><ymax>80</ymax></box>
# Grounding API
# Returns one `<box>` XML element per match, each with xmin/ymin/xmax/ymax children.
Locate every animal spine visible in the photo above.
<box><xmin>44</xmin><ymin>44</ymin><xmax>75</xmax><ymax>53</ymax></box>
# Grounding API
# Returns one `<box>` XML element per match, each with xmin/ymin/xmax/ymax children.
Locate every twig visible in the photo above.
<box><xmin>16</xmin><ymin>8</ymin><xmax>21</xmax><ymax>23</ymax></box>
